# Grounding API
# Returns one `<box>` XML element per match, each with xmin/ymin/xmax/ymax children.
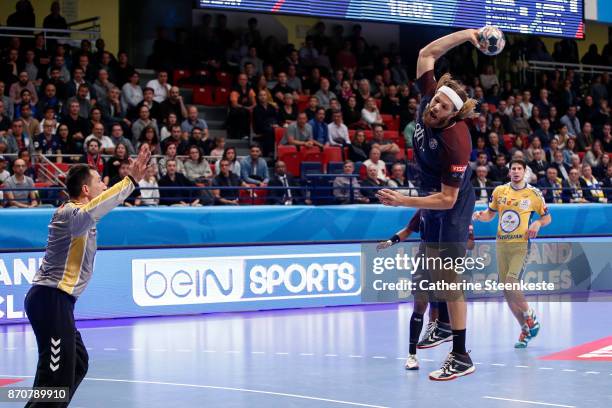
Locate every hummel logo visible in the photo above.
<box><xmin>50</xmin><ymin>337</ymin><xmax>61</xmax><ymax>372</ymax></box>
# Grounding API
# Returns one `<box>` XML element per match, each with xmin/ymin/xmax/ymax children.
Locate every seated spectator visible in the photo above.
<box><xmin>34</xmin><ymin>119</ymin><xmax>62</xmax><ymax>161</ymax></box>
<box><xmin>545</xmin><ymin>137</ymin><xmax>561</xmax><ymax>162</ymax></box>
<box><xmin>327</xmin><ymin>110</ymin><xmax>350</xmax><ymax>147</ymax></box>
<box><xmin>471</xmin><ymin>114</ymin><xmax>489</xmax><ymax>142</ymax></box>
<box><xmin>212</xmin><ymin>158</ymin><xmax>247</xmax><ymax>206</ymax></box>
<box><xmin>380</xmin><ymin>84</ymin><xmax>401</xmax><ymax>116</ymax></box>
<box><xmin>356</xmin><ymin>79</ymin><xmax>372</xmax><ymax>110</ymax></box>
<box><xmin>6</xmin><ymin>119</ymin><xmax>35</xmax><ymax>156</ymax></box>
<box><xmin>333</xmin><ymin>161</ymin><xmax>369</xmax><ymax>204</ymax></box>
<box><xmin>18</xmin><ymin>149</ymin><xmax>37</xmax><ymax>180</ymax></box>
<box><xmin>470</xmin><ymin>136</ymin><xmax>489</xmax><ymax>162</ymax></box>
<box><xmin>584</xmin><ymin>139</ymin><xmax>605</xmax><ymax>168</ymax></box>
<box><xmin>486</xmin><ymin>132</ymin><xmax>508</xmax><ymax>162</ymax></box>
<box><xmin>137</xmin><ymin>125</ymin><xmax>161</xmax><ymax>155</ymax></box>
<box><xmin>0</xmin><ymin>156</ymin><xmax>10</xmax><ymax>185</ymax></box>
<box><xmin>360</xmin><ymin>164</ymin><xmax>387</xmax><ymax>203</ymax></box>
<box><xmin>3</xmin><ymin>158</ymin><xmax>39</xmax><ymax>208</ymax></box>
<box><xmin>509</xmin><ymin>105</ymin><xmax>530</xmax><ymax>135</ymax></box>
<box><xmin>528</xmin><ymin>148</ymin><xmax>548</xmax><ymax>180</ymax></box>
<box><xmin>278</xmin><ymin>93</ymin><xmax>298</xmax><ymax>126</ymax></box>
<box><xmin>134</xmin><ymin>87</ymin><xmax>162</xmax><ymax>123</ymax></box>
<box><xmin>9</xmin><ymin>71</ymin><xmax>38</xmax><ymax>105</ymax></box>
<box><xmin>92</xmin><ymin>69</ymin><xmax>116</xmax><ymax>108</ymax></box>
<box><xmin>314</xmin><ymin>77</ymin><xmax>337</xmax><ymax>109</ymax></box>
<box><xmin>17</xmin><ymin>102</ymin><xmax>40</xmax><ymax>139</ymax></box>
<box><xmin>139</xmin><ymin>165</ymin><xmax>160</xmax><ymax>206</ymax></box>
<box><xmin>566</xmin><ymin>168</ymin><xmax>588</xmax><ymax>203</ymax></box>
<box><xmin>533</xmin><ymin>118</ymin><xmax>554</xmax><ymax>147</ymax></box>
<box><xmin>555</xmin><ymin>124</ymin><xmax>570</xmax><ymax>149</ymax></box>
<box><xmin>563</xmin><ymin>138</ymin><xmax>578</xmax><ymax>165</ymax></box>
<box><xmin>369</xmin><ymin>124</ymin><xmax>399</xmax><ymax>164</ymax></box>
<box><xmin>600</xmin><ymin>123</ymin><xmax>612</xmax><ymax>152</ymax></box>
<box><xmin>271</xmin><ymin>72</ymin><xmax>296</xmax><ymax>106</ymax></box>
<box><xmin>342</xmin><ymin>95</ymin><xmax>362</xmax><ymax>129</ymax></box>
<box><xmin>471</xmin><ymin>151</ymin><xmax>491</xmax><ymax>173</ymax></box>
<box><xmin>183</xmin><ymin>146</ymin><xmax>212</xmax><ymax>183</ymax></box>
<box><xmin>158</xmin><ymin>142</ymin><xmax>186</xmax><ymax>178</ymax></box>
<box><xmin>109</xmin><ymin>160</ymin><xmax>141</xmax><ymax>206</ymax></box>
<box><xmin>36</xmin><ymin>83</ymin><xmax>61</xmax><ymax>118</ymax></box>
<box><xmin>60</xmin><ymin>100</ymin><xmax>89</xmax><ymax>151</ymax></box>
<box><xmin>472</xmin><ymin>165</ymin><xmax>493</xmax><ymax>203</ymax></box>
<box><xmin>120</xmin><ymin>70</ymin><xmax>143</xmax><ymax>114</ymax></box>
<box><xmin>66</xmin><ymin>84</ymin><xmax>95</xmax><ymax>119</ymax></box>
<box><xmin>538</xmin><ymin>167</ymin><xmax>565</xmax><ymax>203</ymax></box>
<box><xmin>215</xmin><ymin>147</ymin><xmax>241</xmax><ymax>176</ymax></box>
<box><xmin>286</xmin><ymin>64</ymin><xmax>302</xmax><ymax>93</ymax></box>
<box><xmin>160</xmin><ymin>124</ymin><xmax>186</xmax><ymax>155</ymax></box>
<box><xmin>325</xmin><ymin>98</ymin><xmax>343</xmax><ymax>123</ymax></box>
<box><xmin>528</xmin><ymin>105</ymin><xmax>543</xmax><ymax>132</ymax></box>
<box><xmin>361</xmin><ymin>97</ymin><xmax>383</xmax><ymax>128</ymax></box>
<box><xmin>304</xmin><ymin>96</ymin><xmax>320</xmax><ymax>121</ymax></box>
<box><xmin>580</xmin><ymin>163</ymin><xmax>607</xmax><ymax>203</ymax></box>
<box><xmin>252</xmin><ymin>89</ymin><xmax>279</xmax><ymax>157</ymax></box>
<box><xmin>227</xmin><ymin>73</ymin><xmax>255</xmax><ymax>139</ymax></box>
<box><xmin>98</xmin><ymin>87</ymin><xmax>125</xmax><ymax>125</ymax></box>
<box><xmin>210</xmin><ymin>137</ymin><xmax>226</xmax><ymax>159</ymax></box>
<box><xmin>362</xmin><ymin>147</ymin><xmax>388</xmax><ymax>181</ymax></box>
<box><xmin>84</xmin><ymin>122</ymin><xmax>114</xmax><ymax>154</ymax></box>
<box><xmin>489</xmin><ymin>115</ymin><xmax>506</xmax><ymax>137</ymax></box>
<box><xmin>308</xmin><ymin>107</ymin><xmax>330</xmax><ymax>147</ymax></box>
<box><xmin>0</xmin><ymin>100</ymin><xmax>11</xmax><ymax>134</ymax></box>
<box><xmin>131</xmin><ymin>105</ymin><xmax>159</xmax><ymax>145</ymax></box>
<box><xmin>338</xmin><ymin>80</ymin><xmax>355</xmax><ymax>106</ymax></box>
<box><xmin>267</xmin><ymin>160</ymin><xmax>307</xmax><ymax>205</ymax></box>
<box><xmin>146</xmin><ymin>70</ymin><xmax>171</xmax><ymax>103</ymax></box>
<box><xmin>602</xmin><ymin>163</ymin><xmax>612</xmax><ymax>202</ymax></box>
<box><xmin>103</xmin><ymin>142</ymin><xmax>131</xmax><ymax>185</ymax></box>
<box><xmin>550</xmin><ymin>150</ymin><xmax>571</xmax><ymax>182</ymax></box>
<box><xmin>348</xmin><ymin>129</ymin><xmax>369</xmax><ymax>162</ymax></box>
<box><xmin>109</xmin><ymin>123</ymin><xmax>136</xmax><ymax>155</ymax></box>
<box><xmin>160</xmin><ymin>86</ymin><xmax>187</xmax><ymax>122</ymax></box>
<box><xmin>181</xmin><ymin>105</ymin><xmax>208</xmax><ymax>136</ymax></box>
<box><xmin>158</xmin><ymin>159</ymin><xmax>200</xmax><ymax>206</ymax></box>
<box><xmin>576</xmin><ymin>122</ymin><xmax>594</xmax><ymax>151</ymax></box>
<box><xmin>240</xmin><ymin>144</ymin><xmax>269</xmax><ymax>186</ymax></box>
<box><xmin>560</xmin><ymin>105</ymin><xmax>580</xmax><ymax>137</ymax></box>
<box><xmin>189</xmin><ymin>127</ymin><xmax>213</xmax><ymax>156</ymax></box>
<box><xmin>594</xmin><ymin>154</ymin><xmax>610</xmax><ymax>179</ymax></box>
<box><xmin>489</xmin><ymin>154</ymin><xmax>509</xmax><ymax>183</ymax></box>
<box><xmin>387</xmin><ymin>163</ymin><xmax>417</xmax><ymax>197</ymax></box>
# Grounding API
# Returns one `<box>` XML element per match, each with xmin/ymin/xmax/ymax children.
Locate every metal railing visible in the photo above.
<box><xmin>0</xmin><ymin>19</ymin><xmax>101</xmax><ymax>48</ymax></box>
<box><xmin>525</xmin><ymin>60</ymin><xmax>612</xmax><ymax>76</ymax></box>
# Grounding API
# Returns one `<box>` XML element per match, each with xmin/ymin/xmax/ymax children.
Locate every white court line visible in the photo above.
<box><xmin>299</xmin><ymin>353</ymin><xmax>314</xmax><ymax>356</ymax></box>
<box><xmin>275</xmin><ymin>352</ymin><xmax>289</xmax><ymax>355</ymax></box>
<box><xmin>372</xmin><ymin>356</ymin><xmax>386</xmax><ymax>359</ymax></box>
<box><xmin>103</xmin><ymin>348</ymin><xmax>118</xmax><ymax>351</ymax></box>
<box><xmin>251</xmin><ymin>351</ymin><xmax>265</xmax><ymax>354</ymax></box>
<box><xmin>515</xmin><ymin>365</ymin><xmax>529</xmax><ymax>368</ymax></box>
<box><xmin>584</xmin><ymin>371</ymin><xmax>599</xmax><ymax>375</ymax></box>
<box><xmin>491</xmin><ymin>363</ymin><xmax>506</xmax><ymax>366</ymax></box>
<box><xmin>325</xmin><ymin>354</ymin><xmax>338</xmax><ymax>357</ymax></box>
<box><xmin>483</xmin><ymin>396</ymin><xmax>575</xmax><ymax>407</ymax></box>
<box><xmin>562</xmin><ymin>369</ymin><xmax>576</xmax><ymax>372</ymax></box>
<box><xmin>538</xmin><ymin>367</ymin><xmax>553</xmax><ymax>370</ymax></box>
<box><xmin>0</xmin><ymin>375</ymin><xmax>389</xmax><ymax>408</ymax></box>
<box><xmin>349</xmin><ymin>355</ymin><xmax>363</xmax><ymax>358</ymax></box>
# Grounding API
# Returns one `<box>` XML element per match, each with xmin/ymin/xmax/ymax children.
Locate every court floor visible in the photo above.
<box><xmin>0</xmin><ymin>299</ymin><xmax>611</xmax><ymax>408</ymax></box>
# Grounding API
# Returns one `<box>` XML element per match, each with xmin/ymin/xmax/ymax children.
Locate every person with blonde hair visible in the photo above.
<box><xmin>377</xmin><ymin>28</ymin><xmax>481</xmax><ymax>381</ymax></box>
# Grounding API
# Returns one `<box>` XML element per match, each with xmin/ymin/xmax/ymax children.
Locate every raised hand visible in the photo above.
<box><xmin>128</xmin><ymin>144</ymin><xmax>151</xmax><ymax>182</ymax></box>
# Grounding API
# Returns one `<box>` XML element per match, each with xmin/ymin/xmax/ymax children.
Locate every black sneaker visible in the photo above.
<box><xmin>428</xmin><ymin>352</ymin><xmax>475</xmax><ymax>381</ymax></box>
<box><xmin>417</xmin><ymin>320</ymin><xmax>452</xmax><ymax>349</ymax></box>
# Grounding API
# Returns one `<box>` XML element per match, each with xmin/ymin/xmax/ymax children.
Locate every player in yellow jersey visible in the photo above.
<box><xmin>472</xmin><ymin>159</ymin><xmax>552</xmax><ymax>348</ymax></box>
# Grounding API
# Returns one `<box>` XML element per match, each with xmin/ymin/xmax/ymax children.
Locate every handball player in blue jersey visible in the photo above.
<box><xmin>377</xmin><ymin>29</ymin><xmax>482</xmax><ymax>381</ymax></box>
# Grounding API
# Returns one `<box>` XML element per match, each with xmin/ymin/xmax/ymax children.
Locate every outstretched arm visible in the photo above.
<box><xmin>417</xmin><ymin>29</ymin><xmax>480</xmax><ymax>78</ymax></box>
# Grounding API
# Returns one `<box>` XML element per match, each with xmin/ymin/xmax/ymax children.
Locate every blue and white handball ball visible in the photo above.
<box><xmin>477</xmin><ymin>25</ymin><xmax>506</xmax><ymax>56</ymax></box>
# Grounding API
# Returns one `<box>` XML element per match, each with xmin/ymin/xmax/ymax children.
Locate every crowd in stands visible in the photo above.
<box><xmin>1</xmin><ymin>1</ymin><xmax>611</xmax><ymax>207</ymax></box>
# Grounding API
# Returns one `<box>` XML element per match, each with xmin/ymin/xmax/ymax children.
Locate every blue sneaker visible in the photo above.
<box><xmin>514</xmin><ymin>330</ymin><xmax>532</xmax><ymax>348</ymax></box>
<box><xmin>525</xmin><ymin>311</ymin><xmax>541</xmax><ymax>338</ymax></box>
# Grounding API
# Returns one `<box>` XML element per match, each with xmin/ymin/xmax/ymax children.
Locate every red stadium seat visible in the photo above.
<box><xmin>374</xmin><ymin>99</ymin><xmax>381</xmax><ymax>109</ymax></box>
<box><xmin>278</xmin><ymin>145</ymin><xmax>300</xmax><ymax>176</ymax></box>
<box><xmin>323</xmin><ymin>146</ymin><xmax>343</xmax><ymax>168</ymax></box>
<box><xmin>173</xmin><ymin>69</ymin><xmax>191</xmax><ymax>85</ymax></box>
<box><xmin>359</xmin><ymin>163</ymin><xmax>367</xmax><ymax>180</ymax></box>
<box><xmin>193</xmin><ymin>86</ymin><xmax>214</xmax><ymax>106</ymax></box>
<box><xmin>300</xmin><ymin>146</ymin><xmax>322</xmax><ymax>162</ymax></box>
<box><xmin>296</xmin><ymin>95</ymin><xmax>309</xmax><ymax>112</ymax></box>
<box><xmin>209</xmin><ymin>162</ymin><xmax>215</xmax><ymax>174</ymax></box>
<box><xmin>239</xmin><ymin>185</ymin><xmax>267</xmax><ymax>205</ymax></box>
<box><xmin>381</xmin><ymin>114</ymin><xmax>400</xmax><ymax>131</ymax></box>
<box><xmin>275</xmin><ymin>127</ymin><xmax>286</xmax><ymax>146</ymax></box>
<box><xmin>489</xmin><ymin>105</ymin><xmax>497</xmax><ymax>113</ymax></box>
<box><xmin>216</xmin><ymin>71</ymin><xmax>233</xmax><ymax>88</ymax></box>
<box><xmin>214</xmin><ymin>87</ymin><xmax>229</xmax><ymax>106</ymax></box>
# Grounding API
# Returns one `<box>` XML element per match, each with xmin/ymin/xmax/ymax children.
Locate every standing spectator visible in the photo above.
<box><xmin>308</xmin><ymin>107</ymin><xmax>329</xmax><ymax>146</ymax></box>
<box><xmin>472</xmin><ymin>165</ymin><xmax>493</xmax><ymax>203</ymax></box>
<box><xmin>9</xmin><ymin>71</ymin><xmax>38</xmax><ymax>105</ymax></box>
<box><xmin>212</xmin><ymin>159</ymin><xmax>244</xmax><ymax>205</ymax></box>
<box><xmin>327</xmin><ymin>110</ymin><xmax>350</xmax><ymax>147</ymax></box>
<box><xmin>361</xmin><ymin>97</ymin><xmax>383</xmax><ymax>128</ymax></box>
<box><xmin>267</xmin><ymin>160</ymin><xmax>305</xmax><ymax>205</ymax></box>
<box><xmin>158</xmin><ymin>159</ymin><xmax>200</xmax><ymax>206</ymax></box>
<box><xmin>566</xmin><ymin>168</ymin><xmax>587</xmax><ymax>203</ymax></box>
<box><xmin>121</xmin><ymin>71</ymin><xmax>143</xmax><ymax>113</ymax></box>
<box><xmin>43</xmin><ymin>2</ymin><xmax>67</xmax><ymax>31</ymax></box>
<box><xmin>333</xmin><ymin>161</ymin><xmax>369</xmax><ymax>204</ymax></box>
<box><xmin>215</xmin><ymin>146</ymin><xmax>241</xmax><ymax>176</ymax></box>
<box><xmin>181</xmin><ymin>105</ymin><xmax>208</xmax><ymax>136</ymax></box>
<box><xmin>580</xmin><ymin>163</ymin><xmax>607</xmax><ymax>203</ymax></box>
<box><xmin>576</xmin><ymin>122</ymin><xmax>594</xmax><ymax>152</ymax></box>
<box><xmin>252</xmin><ymin>89</ymin><xmax>279</xmax><ymax>157</ymax></box>
<box><xmin>538</xmin><ymin>167</ymin><xmax>565</xmax><ymax>203</ymax></box>
<box><xmin>3</xmin><ymin>159</ymin><xmax>38</xmax><ymax>208</ymax></box>
<box><xmin>158</xmin><ymin>142</ymin><xmax>185</xmax><ymax>178</ymax></box>
<box><xmin>139</xmin><ymin>165</ymin><xmax>160</xmax><ymax>206</ymax></box>
<box><xmin>183</xmin><ymin>146</ymin><xmax>212</xmax><ymax>183</ymax></box>
<box><xmin>160</xmin><ymin>86</ymin><xmax>187</xmax><ymax>122</ymax></box>
<box><xmin>387</xmin><ymin>163</ymin><xmax>417</xmax><ymax>196</ymax></box>
<box><xmin>146</xmin><ymin>70</ymin><xmax>171</xmax><ymax>103</ymax></box>
<box><xmin>227</xmin><ymin>74</ymin><xmax>255</xmax><ymax>139</ymax></box>
<box><xmin>240</xmin><ymin>144</ymin><xmax>269</xmax><ymax>186</ymax></box>
<box><xmin>560</xmin><ymin>105</ymin><xmax>580</xmax><ymax>137</ymax></box>
<box><xmin>360</xmin><ymin>164</ymin><xmax>387</xmax><ymax>203</ymax></box>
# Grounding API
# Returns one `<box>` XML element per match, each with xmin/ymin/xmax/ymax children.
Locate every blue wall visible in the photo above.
<box><xmin>2</xmin><ymin>204</ymin><xmax>612</xmax><ymax>249</ymax></box>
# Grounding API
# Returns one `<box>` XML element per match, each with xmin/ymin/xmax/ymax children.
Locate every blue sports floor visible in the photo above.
<box><xmin>0</xmin><ymin>300</ymin><xmax>611</xmax><ymax>408</ymax></box>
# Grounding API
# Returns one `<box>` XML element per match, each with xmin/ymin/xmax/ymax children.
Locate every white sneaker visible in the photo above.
<box><xmin>404</xmin><ymin>354</ymin><xmax>419</xmax><ymax>370</ymax></box>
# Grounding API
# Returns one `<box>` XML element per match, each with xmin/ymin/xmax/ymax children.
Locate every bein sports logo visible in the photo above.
<box><xmin>132</xmin><ymin>254</ymin><xmax>360</xmax><ymax>306</ymax></box>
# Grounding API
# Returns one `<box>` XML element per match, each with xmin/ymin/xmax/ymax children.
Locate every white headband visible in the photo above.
<box><xmin>438</xmin><ymin>86</ymin><xmax>464</xmax><ymax>111</ymax></box>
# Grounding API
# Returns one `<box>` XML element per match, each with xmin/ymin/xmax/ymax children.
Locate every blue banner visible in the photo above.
<box><xmin>1</xmin><ymin>204</ymin><xmax>611</xmax><ymax>250</ymax></box>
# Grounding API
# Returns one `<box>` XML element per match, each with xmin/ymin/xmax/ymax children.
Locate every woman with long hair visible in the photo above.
<box><xmin>215</xmin><ymin>146</ymin><xmax>241</xmax><ymax>176</ymax></box>
<box><xmin>183</xmin><ymin>145</ymin><xmax>212</xmax><ymax>183</ymax></box>
<box><xmin>137</xmin><ymin>125</ymin><xmax>161</xmax><ymax>155</ymax></box>
<box><xmin>103</xmin><ymin>142</ymin><xmax>130</xmax><ymax>185</ymax></box>
<box><xmin>158</xmin><ymin>142</ymin><xmax>185</xmax><ymax>177</ymax></box>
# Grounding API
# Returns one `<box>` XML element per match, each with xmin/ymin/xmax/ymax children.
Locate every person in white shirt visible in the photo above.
<box><xmin>327</xmin><ymin>110</ymin><xmax>351</xmax><ymax>146</ymax></box>
<box><xmin>386</xmin><ymin>163</ymin><xmax>418</xmax><ymax>196</ymax></box>
<box><xmin>362</xmin><ymin>147</ymin><xmax>388</xmax><ymax>181</ymax></box>
<box><xmin>519</xmin><ymin>90</ymin><xmax>534</xmax><ymax>119</ymax></box>
<box><xmin>121</xmin><ymin>70</ymin><xmax>143</xmax><ymax>112</ymax></box>
<box><xmin>146</xmin><ymin>70</ymin><xmax>171</xmax><ymax>103</ymax></box>
<box><xmin>84</xmin><ymin>123</ymin><xmax>115</xmax><ymax>154</ymax></box>
<box><xmin>138</xmin><ymin>165</ymin><xmax>160</xmax><ymax>206</ymax></box>
<box><xmin>361</xmin><ymin>97</ymin><xmax>383</xmax><ymax>128</ymax></box>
